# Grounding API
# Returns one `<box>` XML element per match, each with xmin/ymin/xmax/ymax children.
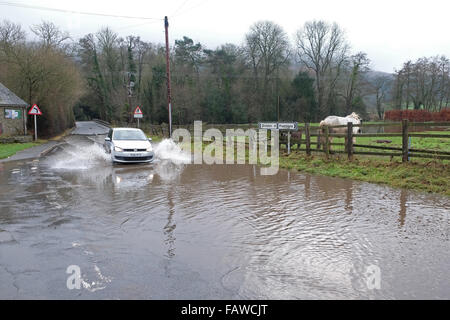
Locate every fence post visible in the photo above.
<box><xmin>347</xmin><ymin>122</ymin><xmax>353</xmax><ymax>160</ymax></box>
<box><xmin>317</xmin><ymin>128</ymin><xmax>321</xmax><ymax>150</ymax></box>
<box><xmin>305</xmin><ymin>123</ymin><xmax>311</xmax><ymax>156</ymax></box>
<box><xmin>402</xmin><ymin>119</ymin><xmax>409</xmax><ymax>163</ymax></box>
<box><xmin>324</xmin><ymin>126</ymin><xmax>329</xmax><ymax>159</ymax></box>
<box><xmin>287</xmin><ymin>131</ymin><xmax>291</xmax><ymax>155</ymax></box>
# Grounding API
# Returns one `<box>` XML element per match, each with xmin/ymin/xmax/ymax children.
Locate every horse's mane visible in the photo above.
<box><xmin>348</xmin><ymin>112</ymin><xmax>362</xmax><ymax>121</ymax></box>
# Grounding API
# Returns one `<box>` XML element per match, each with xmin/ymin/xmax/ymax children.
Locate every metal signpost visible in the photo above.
<box><xmin>278</xmin><ymin>123</ymin><xmax>298</xmax><ymax>155</ymax></box>
<box><xmin>258</xmin><ymin>122</ymin><xmax>299</xmax><ymax>155</ymax></box>
<box><xmin>277</xmin><ymin>122</ymin><xmax>299</xmax><ymax>131</ymax></box>
<box><xmin>28</xmin><ymin>104</ymin><xmax>42</xmax><ymax>141</ymax></box>
<box><xmin>259</xmin><ymin>123</ymin><xmax>279</xmax><ymax>130</ymax></box>
<box><xmin>134</xmin><ymin>106</ymin><xmax>143</xmax><ymax>128</ymax></box>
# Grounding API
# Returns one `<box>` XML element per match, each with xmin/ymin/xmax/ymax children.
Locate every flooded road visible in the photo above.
<box><xmin>0</xmin><ymin>135</ymin><xmax>449</xmax><ymax>299</ymax></box>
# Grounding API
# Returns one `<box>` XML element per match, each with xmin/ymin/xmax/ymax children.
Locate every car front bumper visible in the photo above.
<box><xmin>112</xmin><ymin>151</ymin><xmax>155</xmax><ymax>163</ymax></box>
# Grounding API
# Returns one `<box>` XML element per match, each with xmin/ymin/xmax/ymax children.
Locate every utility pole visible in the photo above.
<box><xmin>164</xmin><ymin>16</ymin><xmax>173</xmax><ymax>138</ymax></box>
<box><xmin>277</xmin><ymin>96</ymin><xmax>280</xmax><ymax>122</ymax></box>
<box><xmin>128</xmin><ymin>73</ymin><xmax>133</xmax><ymax>125</ymax></box>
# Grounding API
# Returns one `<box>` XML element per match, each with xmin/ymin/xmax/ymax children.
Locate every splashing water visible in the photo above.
<box><xmin>46</xmin><ymin>143</ymin><xmax>111</xmax><ymax>170</ymax></box>
<box><xmin>154</xmin><ymin>139</ymin><xmax>192</xmax><ymax>165</ymax></box>
<box><xmin>45</xmin><ymin>137</ymin><xmax>191</xmax><ymax>172</ymax></box>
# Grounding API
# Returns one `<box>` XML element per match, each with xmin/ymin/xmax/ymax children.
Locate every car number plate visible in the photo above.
<box><xmin>129</xmin><ymin>153</ymin><xmax>144</xmax><ymax>157</ymax></box>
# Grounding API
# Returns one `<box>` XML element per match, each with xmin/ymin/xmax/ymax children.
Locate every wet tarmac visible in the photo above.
<box><xmin>0</xmin><ymin>133</ymin><xmax>449</xmax><ymax>300</ymax></box>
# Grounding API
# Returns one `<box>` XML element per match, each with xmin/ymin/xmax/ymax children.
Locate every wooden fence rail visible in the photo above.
<box><xmin>141</xmin><ymin>120</ymin><xmax>448</xmax><ymax>162</ymax></box>
<box><xmin>296</xmin><ymin>119</ymin><xmax>450</xmax><ymax>162</ymax></box>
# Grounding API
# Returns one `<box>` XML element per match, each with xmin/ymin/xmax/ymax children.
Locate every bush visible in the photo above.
<box><xmin>384</xmin><ymin>109</ymin><xmax>450</xmax><ymax>122</ymax></box>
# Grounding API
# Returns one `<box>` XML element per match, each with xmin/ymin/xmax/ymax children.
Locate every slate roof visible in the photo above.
<box><xmin>0</xmin><ymin>82</ymin><xmax>28</xmax><ymax>107</ymax></box>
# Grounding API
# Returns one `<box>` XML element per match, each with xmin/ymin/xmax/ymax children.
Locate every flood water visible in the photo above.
<box><xmin>0</xmin><ymin>135</ymin><xmax>449</xmax><ymax>299</ymax></box>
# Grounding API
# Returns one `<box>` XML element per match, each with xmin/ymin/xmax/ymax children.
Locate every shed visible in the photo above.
<box><xmin>0</xmin><ymin>82</ymin><xmax>28</xmax><ymax>136</ymax></box>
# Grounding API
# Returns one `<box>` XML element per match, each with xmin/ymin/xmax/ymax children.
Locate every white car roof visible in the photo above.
<box><xmin>113</xmin><ymin>128</ymin><xmax>143</xmax><ymax>131</ymax></box>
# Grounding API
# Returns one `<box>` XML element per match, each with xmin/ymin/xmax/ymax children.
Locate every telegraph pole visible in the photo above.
<box><xmin>164</xmin><ymin>16</ymin><xmax>173</xmax><ymax>138</ymax></box>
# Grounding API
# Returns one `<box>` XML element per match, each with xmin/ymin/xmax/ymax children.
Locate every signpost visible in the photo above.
<box><xmin>134</xmin><ymin>106</ymin><xmax>143</xmax><ymax>128</ymax></box>
<box><xmin>259</xmin><ymin>122</ymin><xmax>298</xmax><ymax>131</ymax></box>
<box><xmin>258</xmin><ymin>122</ymin><xmax>299</xmax><ymax>155</ymax></box>
<box><xmin>28</xmin><ymin>104</ymin><xmax>42</xmax><ymax>141</ymax></box>
<box><xmin>259</xmin><ymin>123</ymin><xmax>278</xmax><ymax>130</ymax></box>
<box><xmin>277</xmin><ymin>122</ymin><xmax>299</xmax><ymax>131</ymax></box>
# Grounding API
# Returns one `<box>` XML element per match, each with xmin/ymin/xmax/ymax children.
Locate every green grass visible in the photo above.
<box><xmin>285</xmin><ymin>130</ymin><xmax>450</xmax><ymax>154</ymax></box>
<box><xmin>0</xmin><ymin>143</ymin><xmax>40</xmax><ymax>159</ymax></box>
<box><xmin>280</xmin><ymin>132</ymin><xmax>450</xmax><ymax>195</ymax></box>
<box><xmin>279</xmin><ymin>154</ymin><xmax>449</xmax><ymax>196</ymax></box>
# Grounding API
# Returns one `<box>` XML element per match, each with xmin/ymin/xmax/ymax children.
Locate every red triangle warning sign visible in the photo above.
<box><xmin>28</xmin><ymin>104</ymin><xmax>43</xmax><ymax>115</ymax></box>
<box><xmin>134</xmin><ymin>106</ymin><xmax>143</xmax><ymax>115</ymax></box>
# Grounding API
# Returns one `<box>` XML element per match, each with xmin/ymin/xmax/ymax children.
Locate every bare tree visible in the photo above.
<box><xmin>372</xmin><ymin>74</ymin><xmax>392</xmax><ymax>119</ymax></box>
<box><xmin>295</xmin><ymin>20</ymin><xmax>349</xmax><ymax>117</ymax></box>
<box><xmin>395</xmin><ymin>55</ymin><xmax>450</xmax><ymax>112</ymax></box>
<box><xmin>245</xmin><ymin>21</ymin><xmax>290</xmax><ymax>119</ymax></box>
<box><xmin>30</xmin><ymin>21</ymin><xmax>71</xmax><ymax>49</ymax></box>
<box><xmin>340</xmin><ymin>52</ymin><xmax>371</xmax><ymax>114</ymax></box>
<box><xmin>0</xmin><ymin>20</ymin><xmax>25</xmax><ymax>48</ymax></box>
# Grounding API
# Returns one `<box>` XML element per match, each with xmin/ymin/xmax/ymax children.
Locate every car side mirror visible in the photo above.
<box><xmin>105</xmin><ymin>137</ymin><xmax>111</xmax><ymax>142</ymax></box>
<box><xmin>148</xmin><ymin>138</ymin><xmax>153</xmax><ymax>142</ymax></box>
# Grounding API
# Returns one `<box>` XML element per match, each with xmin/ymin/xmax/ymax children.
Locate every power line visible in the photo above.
<box><xmin>170</xmin><ymin>0</ymin><xmax>190</xmax><ymax>18</ymax></box>
<box><xmin>0</xmin><ymin>1</ymin><xmax>163</xmax><ymax>20</ymax></box>
<box><xmin>171</xmin><ymin>0</ymin><xmax>209</xmax><ymax>19</ymax></box>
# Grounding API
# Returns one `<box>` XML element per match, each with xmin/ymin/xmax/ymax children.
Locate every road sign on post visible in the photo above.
<box><xmin>258</xmin><ymin>122</ymin><xmax>298</xmax><ymax>155</ymax></box>
<box><xmin>258</xmin><ymin>122</ymin><xmax>298</xmax><ymax>131</ymax></box>
<box><xmin>277</xmin><ymin>122</ymin><xmax>299</xmax><ymax>131</ymax></box>
<box><xmin>259</xmin><ymin>123</ymin><xmax>278</xmax><ymax>130</ymax></box>
<box><xmin>28</xmin><ymin>104</ymin><xmax>42</xmax><ymax>141</ymax></box>
<box><xmin>134</xmin><ymin>106</ymin><xmax>143</xmax><ymax>128</ymax></box>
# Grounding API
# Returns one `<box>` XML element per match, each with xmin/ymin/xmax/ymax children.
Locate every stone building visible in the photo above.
<box><xmin>0</xmin><ymin>82</ymin><xmax>28</xmax><ymax>136</ymax></box>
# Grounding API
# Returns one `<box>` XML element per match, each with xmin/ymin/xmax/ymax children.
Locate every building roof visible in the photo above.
<box><xmin>0</xmin><ymin>82</ymin><xmax>28</xmax><ymax>107</ymax></box>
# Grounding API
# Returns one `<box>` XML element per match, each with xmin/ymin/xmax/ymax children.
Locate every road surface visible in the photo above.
<box><xmin>72</xmin><ymin>121</ymin><xmax>110</xmax><ymax>136</ymax></box>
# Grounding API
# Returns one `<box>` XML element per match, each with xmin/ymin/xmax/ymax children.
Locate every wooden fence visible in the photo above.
<box><xmin>112</xmin><ymin>120</ymin><xmax>450</xmax><ymax>162</ymax></box>
<box><xmin>288</xmin><ymin>120</ymin><xmax>450</xmax><ymax>162</ymax></box>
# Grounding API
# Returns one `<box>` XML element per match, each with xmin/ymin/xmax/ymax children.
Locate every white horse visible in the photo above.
<box><xmin>319</xmin><ymin>113</ymin><xmax>362</xmax><ymax>151</ymax></box>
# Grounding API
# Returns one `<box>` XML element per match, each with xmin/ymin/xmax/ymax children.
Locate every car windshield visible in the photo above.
<box><xmin>113</xmin><ymin>130</ymin><xmax>147</xmax><ymax>141</ymax></box>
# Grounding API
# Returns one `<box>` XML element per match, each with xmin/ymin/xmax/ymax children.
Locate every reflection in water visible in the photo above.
<box><xmin>345</xmin><ymin>180</ymin><xmax>353</xmax><ymax>213</ymax></box>
<box><xmin>165</xmin><ymin>188</ymin><xmax>176</xmax><ymax>259</ymax></box>
<box><xmin>399</xmin><ymin>189</ymin><xmax>408</xmax><ymax>228</ymax></box>
<box><xmin>0</xmin><ymin>136</ymin><xmax>449</xmax><ymax>299</ymax></box>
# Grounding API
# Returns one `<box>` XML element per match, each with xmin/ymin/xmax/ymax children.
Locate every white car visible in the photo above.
<box><xmin>104</xmin><ymin>128</ymin><xmax>155</xmax><ymax>164</ymax></box>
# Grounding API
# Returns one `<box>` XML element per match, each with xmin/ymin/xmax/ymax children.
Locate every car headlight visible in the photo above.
<box><xmin>146</xmin><ymin>147</ymin><xmax>152</xmax><ymax>152</ymax></box>
<box><xmin>114</xmin><ymin>146</ymin><xmax>123</xmax><ymax>152</ymax></box>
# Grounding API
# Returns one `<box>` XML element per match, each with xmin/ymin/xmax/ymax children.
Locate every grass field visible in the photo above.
<box><xmin>283</xmin><ymin>131</ymin><xmax>450</xmax><ymax>155</ymax></box>
<box><xmin>0</xmin><ymin>143</ymin><xmax>40</xmax><ymax>159</ymax></box>
<box><xmin>279</xmin><ymin>154</ymin><xmax>450</xmax><ymax>196</ymax></box>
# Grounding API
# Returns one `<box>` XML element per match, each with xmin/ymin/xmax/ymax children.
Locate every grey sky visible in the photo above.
<box><xmin>1</xmin><ymin>0</ymin><xmax>449</xmax><ymax>73</ymax></box>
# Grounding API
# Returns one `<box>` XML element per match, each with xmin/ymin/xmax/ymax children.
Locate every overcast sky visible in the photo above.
<box><xmin>1</xmin><ymin>0</ymin><xmax>450</xmax><ymax>73</ymax></box>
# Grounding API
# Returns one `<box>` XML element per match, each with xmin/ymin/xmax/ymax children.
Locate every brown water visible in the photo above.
<box><xmin>0</xmin><ymin>136</ymin><xmax>449</xmax><ymax>299</ymax></box>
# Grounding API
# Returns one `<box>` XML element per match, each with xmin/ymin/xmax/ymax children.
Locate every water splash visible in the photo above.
<box><xmin>46</xmin><ymin>143</ymin><xmax>111</xmax><ymax>170</ymax></box>
<box><xmin>45</xmin><ymin>138</ymin><xmax>191</xmax><ymax>172</ymax></box>
<box><xmin>154</xmin><ymin>139</ymin><xmax>192</xmax><ymax>165</ymax></box>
